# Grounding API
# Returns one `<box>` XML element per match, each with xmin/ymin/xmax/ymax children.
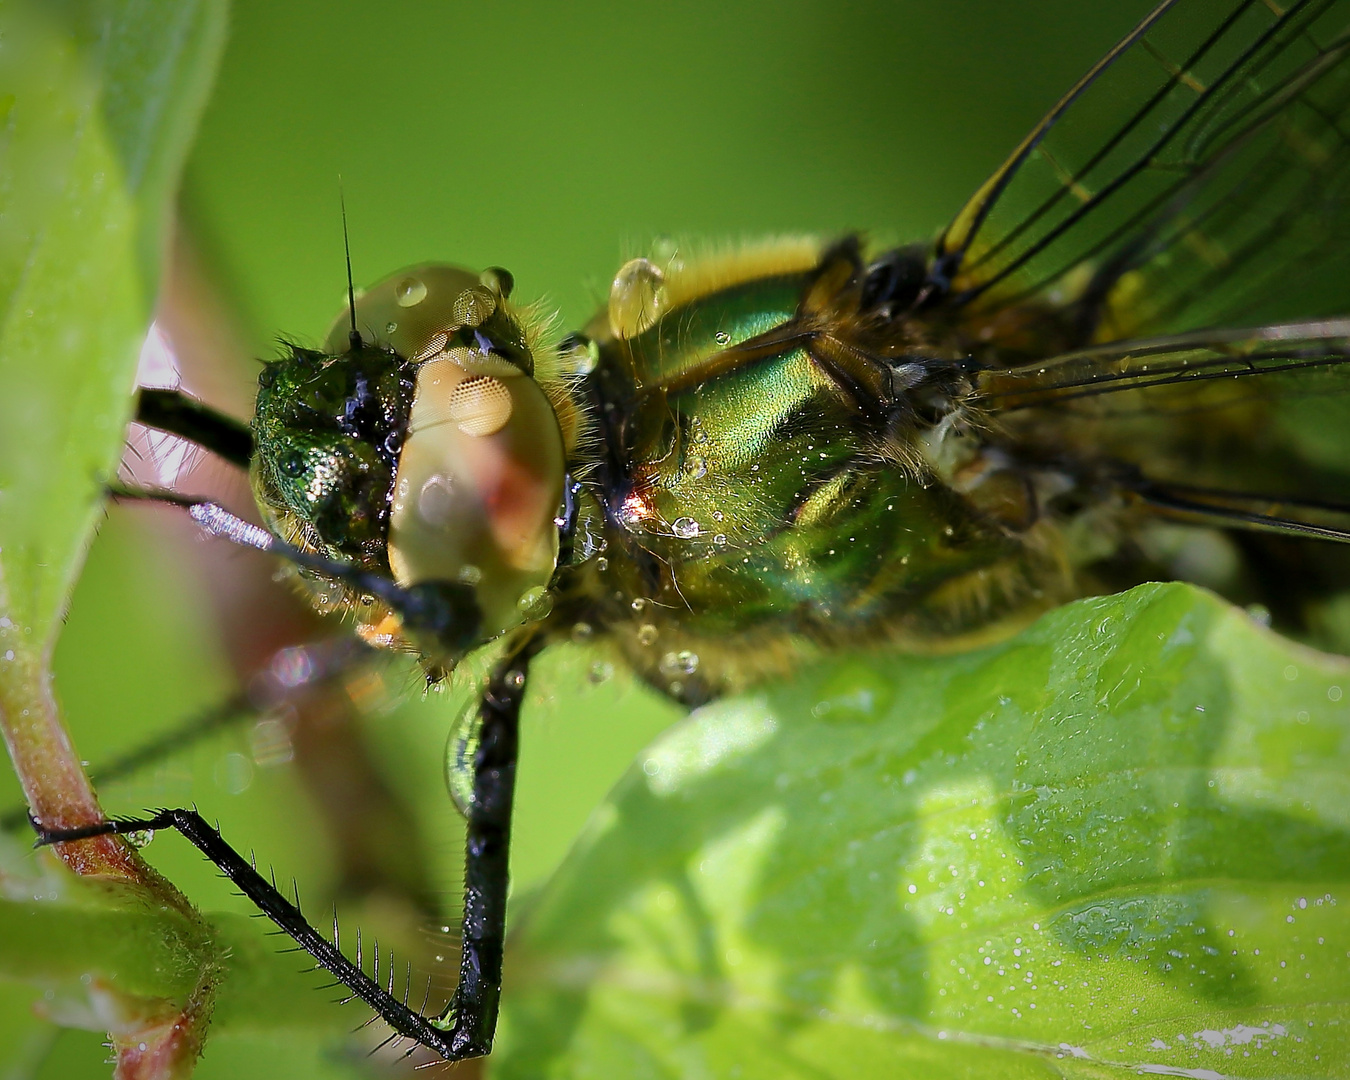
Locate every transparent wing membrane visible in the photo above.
<box><xmin>976</xmin><ymin>320</ymin><xmax>1350</xmax><ymax>409</ymax></box>
<box><xmin>933</xmin><ymin>0</ymin><xmax>1350</xmax><ymax>338</ymax></box>
<box><xmin>970</xmin><ymin>322</ymin><xmax>1350</xmax><ymax>543</ymax></box>
<box><xmin>1129</xmin><ymin>479</ymin><xmax>1350</xmax><ymax>542</ymax></box>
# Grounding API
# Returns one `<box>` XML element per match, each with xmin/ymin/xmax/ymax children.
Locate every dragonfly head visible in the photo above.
<box><xmin>251</xmin><ymin>263</ymin><xmax>566</xmax><ymax>657</ymax></box>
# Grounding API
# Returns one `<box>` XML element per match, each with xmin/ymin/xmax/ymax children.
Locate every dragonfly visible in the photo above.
<box><xmin>31</xmin><ymin>0</ymin><xmax>1350</xmax><ymax>1063</ymax></box>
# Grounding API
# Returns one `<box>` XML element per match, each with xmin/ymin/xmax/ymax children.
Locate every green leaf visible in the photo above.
<box><xmin>0</xmin><ymin>1</ymin><xmax>228</xmax><ymax>1071</ymax></box>
<box><xmin>0</xmin><ymin>831</ymin><xmax>352</xmax><ymax>1040</ymax></box>
<box><xmin>0</xmin><ymin>0</ymin><xmax>226</xmax><ymax>654</ymax></box>
<box><xmin>497</xmin><ymin>582</ymin><xmax>1350</xmax><ymax>1078</ymax></box>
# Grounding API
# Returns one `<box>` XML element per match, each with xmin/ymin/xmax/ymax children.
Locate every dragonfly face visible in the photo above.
<box><xmin>252</xmin><ymin>265</ymin><xmax>569</xmax><ymax>658</ymax></box>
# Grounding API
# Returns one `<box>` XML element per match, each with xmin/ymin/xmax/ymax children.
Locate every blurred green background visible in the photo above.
<box><xmin>1</xmin><ymin>2</ymin><xmax>1160</xmax><ymax>1074</ymax></box>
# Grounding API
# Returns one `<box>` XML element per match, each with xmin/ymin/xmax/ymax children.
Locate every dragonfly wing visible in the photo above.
<box><xmin>973</xmin><ymin>321</ymin><xmax>1350</xmax><ymax>540</ymax></box>
<box><xmin>930</xmin><ymin>0</ymin><xmax>1350</xmax><ymax>341</ymax></box>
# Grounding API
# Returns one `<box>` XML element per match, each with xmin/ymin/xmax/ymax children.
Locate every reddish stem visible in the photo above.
<box><xmin>0</xmin><ymin>590</ymin><xmax>216</xmax><ymax>1079</ymax></box>
<box><xmin>0</xmin><ymin>639</ymin><xmax>143</xmax><ymax>878</ymax></box>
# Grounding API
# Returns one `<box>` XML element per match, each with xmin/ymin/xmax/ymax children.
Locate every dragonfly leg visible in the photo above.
<box><xmin>31</xmin><ymin>639</ymin><xmax>540</xmax><ymax>1061</ymax></box>
<box><xmin>107</xmin><ymin>489</ymin><xmax>483</xmax><ymax>656</ymax></box>
<box><xmin>31</xmin><ymin>804</ymin><xmax>464</xmax><ymax>1057</ymax></box>
<box><xmin>134</xmin><ymin>387</ymin><xmax>254</xmax><ymax>468</ymax></box>
<box><xmin>432</xmin><ymin>634</ymin><xmax>541</xmax><ymax>1055</ymax></box>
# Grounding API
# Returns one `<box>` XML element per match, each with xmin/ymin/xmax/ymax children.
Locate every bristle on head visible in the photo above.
<box><xmin>340</xmin><ymin>184</ymin><xmax>361</xmax><ymax>352</ymax></box>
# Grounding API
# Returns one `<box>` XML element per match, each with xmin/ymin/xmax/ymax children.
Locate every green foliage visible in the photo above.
<box><xmin>0</xmin><ymin>0</ymin><xmax>224</xmax><ymax>650</ymax></box>
<box><xmin>6</xmin><ymin>583</ymin><xmax>1347</xmax><ymax>1078</ymax></box>
<box><xmin>498</xmin><ymin>584</ymin><xmax>1350</xmax><ymax>1078</ymax></box>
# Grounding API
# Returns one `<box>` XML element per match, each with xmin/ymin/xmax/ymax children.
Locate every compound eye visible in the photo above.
<box><xmin>323</xmin><ymin>263</ymin><xmax>521</xmax><ymax>366</ymax></box>
<box><xmin>386</xmin><ymin>351</ymin><xmax>564</xmax><ymax>639</ymax></box>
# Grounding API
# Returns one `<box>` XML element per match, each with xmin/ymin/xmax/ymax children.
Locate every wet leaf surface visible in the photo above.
<box><xmin>498</xmin><ymin>583</ymin><xmax>1350</xmax><ymax>1079</ymax></box>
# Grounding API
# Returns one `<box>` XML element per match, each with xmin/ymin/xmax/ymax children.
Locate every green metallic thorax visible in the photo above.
<box><xmin>570</xmin><ymin>245</ymin><xmax>1056</xmax><ymax>699</ymax></box>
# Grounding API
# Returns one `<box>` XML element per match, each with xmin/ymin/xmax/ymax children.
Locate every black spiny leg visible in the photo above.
<box><xmin>438</xmin><ymin>635</ymin><xmax>542</xmax><ymax>1056</ymax></box>
<box><xmin>35</xmin><ymin>489</ymin><xmax>539</xmax><ymax>1060</ymax></box>
<box><xmin>32</xmin><ymin>640</ymin><xmax>541</xmax><ymax>1062</ymax></box>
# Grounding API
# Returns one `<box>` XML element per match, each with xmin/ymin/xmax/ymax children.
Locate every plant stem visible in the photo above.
<box><xmin>0</xmin><ymin>572</ymin><xmax>218</xmax><ymax>1080</ymax></box>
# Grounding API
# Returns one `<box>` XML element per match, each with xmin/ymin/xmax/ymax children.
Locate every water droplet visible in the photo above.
<box><xmin>595</xmin><ymin>556</ymin><xmax>609</xmax><ymax>572</ymax></box>
<box><xmin>445</xmin><ymin>697</ymin><xmax>482</xmax><ymax>816</ymax></box>
<box><xmin>560</xmin><ymin>334</ymin><xmax>600</xmax><ymax>376</ymax></box>
<box><xmin>637</xmin><ymin>623</ymin><xmax>659</xmax><ymax>646</ymax></box>
<box><xmin>690</xmin><ymin>458</ymin><xmax>709</xmax><ymax>479</ymax></box>
<box><xmin>215</xmin><ymin>751</ymin><xmax>255</xmax><ymax>794</ymax></box>
<box><xmin>588</xmin><ymin>660</ymin><xmax>614</xmax><ymax>684</ymax></box>
<box><xmin>659</xmin><ymin>650</ymin><xmax>700</xmax><ymax>677</ymax></box>
<box><xmin>672</xmin><ymin>516</ymin><xmax>700</xmax><ymax>539</ymax></box>
<box><xmin>505</xmin><ymin>669</ymin><xmax>526</xmax><ymax>690</ymax></box>
<box><xmin>712</xmin><ymin>510</ymin><xmax>724</xmax><ymax>522</ymax></box>
<box><xmin>608</xmin><ymin>257</ymin><xmax>667</xmax><ymax>337</ymax></box>
<box><xmin>516</xmin><ymin>585</ymin><xmax>553</xmax><ymax>620</ymax></box>
<box><xmin>713</xmin><ymin>533</ymin><xmax>727</xmax><ymax>546</ymax></box>
<box><xmin>714</xmin><ymin>330</ymin><xmax>731</xmax><ymax>346</ymax></box>
<box><xmin>571</xmin><ymin>621</ymin><xmax>594</xmax><ymax>643</ymax></box>
<box><xmin>631</xmin><ymin>597</ymin><xmax>648</xmax><ymax>613</ymax></box>
<box><xmin>396</xmin><ymin>277</ymin><xmax>427</xmax><ymax>307</ymax></box>
<box><xmin>385</xmin><ymin>321</ymin><xmax>398</xmax><ymax>334</ymax></box>
<box><xmin>456</xmin><ymin>563</ymin><xmax>482</xmax><ymax>586</ymax></box>
<box><xmin>479</xmin><ymin>266</ymin><xmax>514</xmax><ymax>298</ymax></box>
<box><xmin>124</xmin><ymin>829</ymin><xmax>155</xmax><ymax>850</ymax></box>
<box><xmin>418</xmin><ymin>474</ymin><xmax>456</xmax><ymax>527</ymax></box>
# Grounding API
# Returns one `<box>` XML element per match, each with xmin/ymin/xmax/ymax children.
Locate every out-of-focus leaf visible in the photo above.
<box><xmin>0</xmin><ymin>0</ymin><xmax>225</xmax><ymax>654</ymax></box>
<box><xmin>0</xmin><ymin>0</ymin><xmax>228</xmax><ymax>1072</ymax></box>
<box><xmin>0</xmin><ymin>838</ymin><xmax>351</xmax><ymax>1038</ymax></box>
<box><xmin>497</xmin><ymin>582</ymin><xmax>1350</xmax><ymax>1078</ymax></box>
